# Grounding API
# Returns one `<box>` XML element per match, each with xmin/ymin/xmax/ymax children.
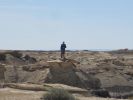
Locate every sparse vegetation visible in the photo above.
<box><xmin>42</xmin><ymin>88</ymin><xmax>76</xmax><ymax>100</ymax></box>
<box><xmin>0</xmin><ymin>53</ymin><xmax>6</xmax><ymax>61</ymax></box>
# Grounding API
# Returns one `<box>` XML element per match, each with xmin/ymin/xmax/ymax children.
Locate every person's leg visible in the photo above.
<box><xmin>63</xmin><ymin>50</ymin><xmax>66</xmax><ymax>58</ymax></box>
<box><xmin>62</xmin><ymin>53</ymin><xmax>64</xmax><ymax>59</ymax></box>
<box><xmin>61</xmin><ymin>50</ymin><xmax>65</xmax><ymax>58</ymax></box>
<box><xmin>61</xmin><ymin>52</ymin><xmax>63</xmax><ymax>58</ymax></box>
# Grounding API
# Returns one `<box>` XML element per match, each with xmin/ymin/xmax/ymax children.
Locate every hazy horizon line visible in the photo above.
<box><xmin>0</xmin><ymin>48</ymin><xmax>132</xmax><ymax>52</ymax></box>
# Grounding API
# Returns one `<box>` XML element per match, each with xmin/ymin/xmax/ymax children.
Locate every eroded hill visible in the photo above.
<box><xmin>0</xmin><ymin>50</ymin><xmax>133</xmax><ymax>100</ymax></box>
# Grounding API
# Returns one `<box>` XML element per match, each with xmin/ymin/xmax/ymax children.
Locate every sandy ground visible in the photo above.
<box><xmin>0</xmin><ymin>88</ymin><xmax>130</xmax><ymax>100</ymax></box>
<box><xmin>0</xmin><ymin>88</ymin><xmax>44</xmax><ymax>100</ymax></box>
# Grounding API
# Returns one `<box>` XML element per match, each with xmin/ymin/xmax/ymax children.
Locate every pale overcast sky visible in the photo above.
<box><xmin>0</xmin><ymin>0</ymin><xmax>133</xmax><ymax>50</ymax></box>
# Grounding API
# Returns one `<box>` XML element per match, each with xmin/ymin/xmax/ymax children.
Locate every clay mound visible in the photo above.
<box><xmin>0</xmin><ymin>51</ymin><xmax>37</xmax><ymax>65</ymax></box>
<box><xmin>0</xmin><ymin>59</ymin><xmax>101</xmax><ymax>90</ymax></box>
<box><xmin>45</xmin><ymin>60</ymin><xmax>101</xmax><ymax>89</ymax></box>
<box><xmin>0</xmin><ymin>51</ymin><xmax>22</xmax><ymax>61</ymax></box>
<box><xmin>81</xmin><ymin>62</ymin><xmax>133</xmax><ymax>98</ymax></box>
<box><xmin>3</xmin><ymin>65</ymin><xmax>50</xmax><ymax>83</ymax></box>
<box><xmin>5</xmin><ymin>54</ymin><xmax>25</xmax><ymax>65</ymax></box>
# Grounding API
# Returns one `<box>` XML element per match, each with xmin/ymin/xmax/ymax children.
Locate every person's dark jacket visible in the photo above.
<box><xmin>61</xmin><ymin>43</ymin><xmax>66</xmax><ymax>51</ymax></box>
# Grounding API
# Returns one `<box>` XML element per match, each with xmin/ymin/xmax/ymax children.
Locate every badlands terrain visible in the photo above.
<box><xmin>0</xmin><ymin>50</ymin><xmax>133</xmax><ymax>100</ymax></box>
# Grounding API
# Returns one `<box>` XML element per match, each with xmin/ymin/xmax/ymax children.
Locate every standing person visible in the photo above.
<box><xmin>60</xmin><ymin>41</ymin><xmax>66</xmax><ymax>59</ymax></box>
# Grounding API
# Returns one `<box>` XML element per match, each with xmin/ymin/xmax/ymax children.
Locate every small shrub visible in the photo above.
<box><xmin>42</xmin><ymin>88</ymin><xmax>76</xmax><ymax>100</ymax></box>
<box><xmin>24</xmin><ymin>55</ymin><xmax>37</xmax><ymax>63</ymax></box>
<box><xmin>0</xmin><ymin>53</ymin><xmax>6</xmax><ymax>61</ymax></box>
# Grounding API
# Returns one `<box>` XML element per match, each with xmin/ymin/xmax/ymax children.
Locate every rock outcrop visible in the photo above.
<box><xmin>0</xmin><ymin>60</ymin><xmax>101</xmax><ymax>90</ymax></box>
<box><xmin>0</xmin><ymin>50</ymin><xmax>133</xmax><ymax>99</ymax></box>
<box><xmin>45</xmin><ymin>60</ymin><xmax>101</xmax><ymax>89</ymax></box>
<box><xmin>80</xmin><ymin>60</ymin><xmax>133</xmax><ymax>98</ymax></box>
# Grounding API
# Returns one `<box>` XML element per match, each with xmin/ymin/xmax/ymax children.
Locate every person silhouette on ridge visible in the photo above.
<box><xmin>60</xmin><ymin>41</ymin><xmax>66</xmax><ymax>59</ymax></box>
